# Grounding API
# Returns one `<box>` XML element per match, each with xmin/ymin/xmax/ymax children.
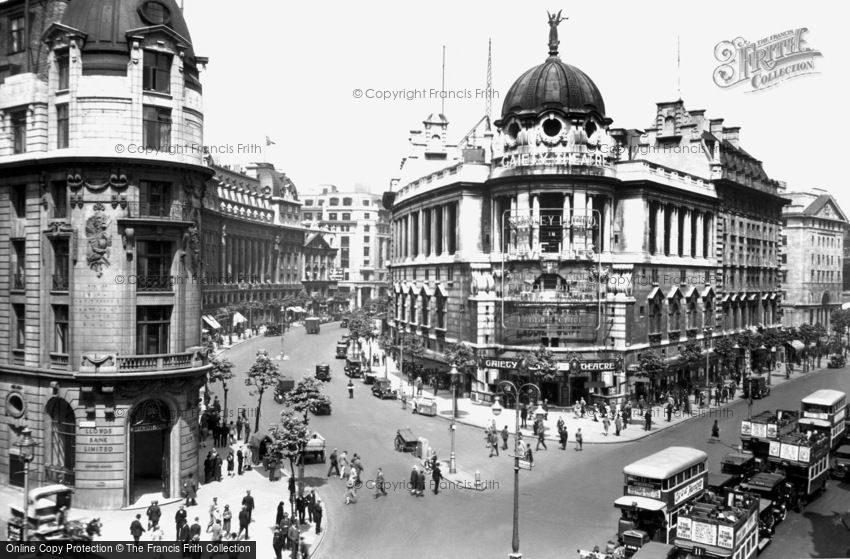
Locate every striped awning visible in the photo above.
<box><xmin>202</xmin><ymin>315</ymin><xmax>222</xmax><ymax>330</ymax></box>
<box><xmin>785</xmin><ymin>340</ymin><xmax>805</xmax><ymax>352</ymax></box>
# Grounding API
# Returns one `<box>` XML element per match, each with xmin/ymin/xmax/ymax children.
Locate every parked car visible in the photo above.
<box><xmin>336</xmin><ymin>341</ymin><xmax>348</xmax><ymax>359</ymax></box>
<box><xmin>372</xmin><ymin>378</ymin><xmax>397</xmax><ymax>399</ymax></box>
<box><xmin>828</xmin><ymin>355</ymin><xmax>846</xmax><ymax>369</ymax></box>
<box><xmin>305</xmin><ymin>317</ymin><xmax>320</xmax><ymax>334</ymax></box>
<box><xmin>341</xmin><ymin>318</ymin><xmax>349</xmax><ymax>328</ymax></box>
<box><xmin>344</xmin><ymin>358</ymin><xmax>363</xmax><ymax>378</ymax></box>
<box><xmin>264</xmin><ymin>324</ymin><xmax>282</xmax><ymax>336</ymax></box>
<box><xmin>831</xmin><ymin>444</ymin><xmax>850</xmax><ymax>480</ymax></box>
<box><xmin>743</xmin><ymin>375</ymin><xmax>770</xmax><ymax>399</ymax></box>
<box><xmin>302</xmin><ymin>433</ymin><xmax>326</xmax><ymax>463</ymax></box>
<box><xmin>315</xmin><ymin>364</ymin><xmax>331</xmax><ymax>382</ymax></box>
<box><xmin>273</xmin><ymin>376</ymin><xmax>295</xmax><ymax>403</ymax></box>
<box><xmin>310</xmin><ymin>395</ymin><xmax>332</xmax><ymax>416</ymax></box>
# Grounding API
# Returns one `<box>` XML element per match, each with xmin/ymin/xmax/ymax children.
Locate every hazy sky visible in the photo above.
<box><xmin>183</xmin><ymin>0</ymin><xmax>849</xmax><ymax>209</ymax></box>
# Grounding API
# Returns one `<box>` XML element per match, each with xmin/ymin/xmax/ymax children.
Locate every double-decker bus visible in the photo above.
<box><xmin>799</xmin><ymin>389</ymin><xmax>846</xmax><ymax>450</ymax></box>
<box><xmin>740</xmin><ymin>410</ymin><xmax>799</xmax><ymax>462</ymax></box>
<box><xmin>767</xmin><ymin>430</ymin><xmax>830</xmax><ymax>510</ymax></box>
<box><xmin>615</xmin><ymin>447</ymin><xmax>708</xmax><ymax>550</ymax></box>
<box><xmin>674</xmin><ymin>490</ymin><xmax>764</xmax><ymax>559</ymax></box>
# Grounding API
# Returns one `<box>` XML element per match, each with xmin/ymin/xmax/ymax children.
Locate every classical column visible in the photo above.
<box><xmin>493</xmin><ymin>198</ymin><xmax>502</xmax><ymax>253</ymax></box>
<box><xmin>510</xmin><ymin>196</ymin><xmax>518</xmax><ymax>252</ymax></box>
<box><xmin>669</xmin><ymin>207</ymin><xmax>680</xmax><ymax>256</ymax></box>
<box><xmin>602</xmin><ymin>198</ymin><xmax>611</xmax><ymax>252</ymax></box>
<box><xmin>695</xmin><ymin>212</ymin><xmax>704</xmax><ymax>258</ymax></box>
<box><xmin>430</xmin><ymin>207</ymin><xmax>438</xmax><ymax>256</ymax></box>
<box><xmin>531</xmin><ymin>195</ymin><xmax>541</xmax><ymax>254</ymax></box>
<box><xmin>573</xmin><ymin>192</ymin><xmax>586</xmax><ymax>251</ymax></box>
<box><xmin>706</xmin><ymin>213</ymin><xmax>714</xmax><ymax>258</ymax></box>
<box><xmin>442</xmin><ymin>205</ymin><xmax>450</xmax><ymax>256</ymax></box>
<box><xmin>586</xmin><ymin>195</ymin><xmax>594</xmax><ymax>252</ymax></box>
<box><xmin>682</xmin><ymin>209</ymin><xmax>692</xmax><ymax>257</ymax></box>
<box><xmin>655</xmin><ymin>203</ymin><xmax>665</xmax><ymax>256</ymax></box>
<box><xmin>418</xmin><ymin>209</ymin><xmax>426</xmax><ymax>257</ymax></box>
<box><xmin>563</xmin><ymin>194</ymin><xmax>572</xmax><ymax>254</ymax></box>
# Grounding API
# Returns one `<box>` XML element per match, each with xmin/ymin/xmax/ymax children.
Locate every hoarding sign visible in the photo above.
<box><xmin>780</xmin><ymin>443</ymin><xmax>800</xmax><ymax>462</ymax></box>
<box><xmin>717</xmin><ymin>525</ymin><xmax>734</xmax><ymax>549</ymax></box>
<box><xmin>677</xmin><ymin>517</ymin><xmax>692</xmax><ymax>540</ymax></box>
<box><xmin>692</xmin><ymin>521</ymin><xmax>717</xmax><ymax>547</ymax></box>
<box><xmin>674</xmin><ymin>478</ymin><xmax>704</xmax><ymax>505</ymax></box>
<box><xmin>751</xmin><ymin>423</ymin><xmax>767</xmax><ymax>439</ymax></box>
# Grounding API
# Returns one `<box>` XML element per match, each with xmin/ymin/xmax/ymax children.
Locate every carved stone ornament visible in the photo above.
<box><xmin>67</xmin><ymin>173</ymin><xmax>129</xmax><ymax>193</ymax></box>
<box><xmin>80</xmin><ymin>353</ymin><xmax>116</xmax><ymax>373</ymax></box>
<box><xmin>45</xmin><ymin>220</ymin><xmax>74</xmax><ymax>237</ymax></box>
<box><xmin>85</xmin><ymin>211</ymin><xmax>112</xmax><ymax>277</ymax></box>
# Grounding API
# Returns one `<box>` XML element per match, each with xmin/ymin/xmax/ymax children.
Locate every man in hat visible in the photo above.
<box><xmin>146</xmin><ymin>500</ymin><xmax>161</xmax><ymax>530</ymax></box>
<box><xmin>313</xmin><ymin>498</ymin><xmax>324</xmax><ymax>534</ymax></box>
<box><xmin>409</xmin><ymin>466</ymin><xmax>419</xmax><ymax>496</ymax></box>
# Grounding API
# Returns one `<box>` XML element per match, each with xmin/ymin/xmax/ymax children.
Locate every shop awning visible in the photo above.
<box><xmin>232</xmin><ymin>312</ymin><xmax>248</xmax><ymax>325</ymax></box>
<box><xmin>202</xmin><ymin>315</ymin><xmax>223</xmax><ymax>330</ymax></box>
<box><xmin>286</xmin><ymin>306</ymin><xmax>306</xmax><ymax>313</ymax></box>
<box><xmin>746</xmin><ymin>293</ymin><xmax>758</xmax><ymax>301</ymax></box>
<box><xmin>614</xmin><ymin>495</ymin><xmax>666</xmax><ymax>512</ymax></box>
<box><xmin>785</xmin><ymin>340</ymin><xmax>805</xmax><ymax>352</ymax></box>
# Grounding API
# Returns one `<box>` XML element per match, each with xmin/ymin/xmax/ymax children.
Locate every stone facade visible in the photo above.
<box><xmin>780</xmin><ymin>190</ymin><xmax>848</xmax><ymax>328</ymax></box>
<box><xmin>0</xmin><ymin>0</ymin><xmax>210</xmax><ymax>509</ymax></box>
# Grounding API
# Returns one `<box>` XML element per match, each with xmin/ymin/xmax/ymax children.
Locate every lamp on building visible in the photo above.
<box><xmin>449</xmin><ymin>365</ymin><xmax>462</xmax><ymax>474</ymax></box>
<box><xmin>16</xmin><ymin>426</ymin><xmax>38</xmax><ymax>542</ymax></box>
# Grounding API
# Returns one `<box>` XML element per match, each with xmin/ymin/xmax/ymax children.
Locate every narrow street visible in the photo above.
<box><xmin>212</xmin><ymin>325</ymin><xmax>850</xmax><ymax>559</ymax></box>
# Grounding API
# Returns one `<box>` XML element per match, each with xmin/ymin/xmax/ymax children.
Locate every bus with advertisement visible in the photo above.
<box><xmin>614</xmin><ymin>447</ymin><xmax>708</xmax><ymax>553</ymax></box>
<box><xmin>740</xmin><ymin>410</ymin><xmax>799</xmax><ymax>463</ymax></box>
<box><xmin>767</xmin><ymin>430</ymin><xmax>830</xmax><ymax>510</ymax></box>
<box><xmin>674</xmin><ymin>490</ymin><xmax>765</xmax><ymax>559</ymax></box>
<box><xmin>799</xmin><ymin>389</ymin><xmax>846</xmax><ymax>450</ymax></box>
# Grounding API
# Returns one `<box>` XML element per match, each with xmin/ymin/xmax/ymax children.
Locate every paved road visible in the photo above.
<box><xmin>213</xmin><ymin>326</ymin><xmax>850</xmax><ymax>559</ymax></box>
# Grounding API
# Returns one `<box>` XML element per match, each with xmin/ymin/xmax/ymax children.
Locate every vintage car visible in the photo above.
<box><xmin>344</xmin><ymin>358</ymin><xmax>363</xmax><ymax>378</ymax></box>
<box><xmin>7</xmin><ymin>485</ymin><xmax>101</xmax><ymax>542</ymax></box>
<box><xmin>340</xmin><ymin>318</ymin><xmax>349</xmax><ymax>328</ymax></box>
<box><xmin>738</xmin><ymin>472</ymin><xmax>795</xmax><ymax>526</ymax></box>
<box><xmin>412</xmin><ymin>396</ymin><xmax>438</xmax><ymax>416</ymax></box>
<box><xmin>335</xmin><ymin>341</ymin><xmax>348</xmax><ymax>359</ymax></box>
<box><xmin>363</xmin><ymin>371</ymin><xmax>379</xmax><ymax>385</ymax></box>
<box><xmin>828</xmin><ymin>354</ymin><xmax>846</xmax><ymax>369</ymax></box>
<box><xmin>310</xmin><ymin>395</ymin><xmax>332</xmax><ymax>416</ymax></box>
<box><xmin>302</xmin><ymin>433</ymin><xmax>326</xmax><ymax>463</ymax></box>
<box><xmin>315</xmin><ymin>363</ymin><xmax>331</xmax><ymax>382</ymax></box>
<box><xmin>273</xmin><ymin>376</ymin><xmax>295</xmax><ymax>403</ymax></box>
<box><xmin>831</xmin><ymin>444</ymin><xmax>850</xmax><ymax>480</ymax></box>
<box><xmin>743</xmin><ymin>375</ymin><xmax>771</xmax><ymax>399</ymax></box>
<box><xmin>264</xmin><ymin>324</ymin><xmax>282</xmax><ymax>336</ymax></box>
<box><xmin>372</xmin><ymin>378</ymin><xmax>398</xmax><ymax>399</ymax></box>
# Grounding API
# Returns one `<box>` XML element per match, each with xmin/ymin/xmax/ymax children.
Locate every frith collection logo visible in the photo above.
<box><xmin>713</xmin><ymin>28</ymin><xmax>822</xmax><ymax>92</ymax></box>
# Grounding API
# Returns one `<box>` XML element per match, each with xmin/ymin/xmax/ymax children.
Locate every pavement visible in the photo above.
<box><xmin>375</xmin><ymin>354</ymin><xmax>821</xmax><ymax>445</ymax></box>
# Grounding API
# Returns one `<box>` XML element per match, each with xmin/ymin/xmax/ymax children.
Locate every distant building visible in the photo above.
<box><xmin>201</xmin><ymin>160</ymin><xmax>305</xmax><ymax>330</ymax></box>
<box><xmin>300</xmin><ymin>185</ymin><xmax>390</xmax><ymax>308</ymax></box>
<box><xmin>0</xmin><ymin>0</ymin><xmax>209</xmax><ymax>508</ymax></box>
<box><xmin>780</xmin><ymin>190</ymin><xmax>848</xmax><ymax>328</ymax></box>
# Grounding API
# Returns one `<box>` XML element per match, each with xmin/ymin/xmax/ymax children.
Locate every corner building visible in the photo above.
<box><xmin>0</xmin><ymin>0</ymin><xmax>210</xmax><ymax>508</ymax></box>
<box><xmin>386</xmin><ymin>24</ymin><xmax>786</xmax><ymax>406</ymax></box>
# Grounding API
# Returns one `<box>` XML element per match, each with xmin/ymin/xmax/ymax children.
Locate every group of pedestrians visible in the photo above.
<box><xmin>202</xmin><ymin>446</ymin><xmax>249</xmax><ymax>483</ymax></box>
<box><xmin>272</xmin><ymin>488</ymin><xmax>321</xmax><ymax>559</ymax></box>
<box><xmin>326</xmin><ymin>448</ymin><xmax>368</xmax><ymax>505</ymax></box>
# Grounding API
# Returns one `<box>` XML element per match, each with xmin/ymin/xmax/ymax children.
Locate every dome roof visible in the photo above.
<box><xmin>59</xmin><ymin>0</ymin><xmax>199</xmax><ymax>85</ymax></box>
<box><xmin>500</xmin><ymin>56</ymin><xmax>606</xmax><ymax>120</ymax></box>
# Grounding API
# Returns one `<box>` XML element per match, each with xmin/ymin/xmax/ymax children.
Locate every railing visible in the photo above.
<box><xmin>50</xmin><ymin>352</ymin><xmax>69</xmax><ymax>370</ymax></box>
<box><xmin>52</xmin><ymin>274</ymin><xmax>69</xmax><ymax>291</ymax></box>
<box><xmin>136</xmin><ymin>275</ymin><xmax>173</xmax><ymax>291</ymax></box>
<box><xmin>127</xmin><ymin>201</ymin><xmax>192</xmax><ymax>221</ymax></box>
<box><xmin>11</xmin><ymin>273</ymin><xmax>24</xmax><ymax>290</ymax></box>
<box><xmin>116</xmin><ymin>351</ymin><xmax>201</xmax><ymax>372</ymax></box>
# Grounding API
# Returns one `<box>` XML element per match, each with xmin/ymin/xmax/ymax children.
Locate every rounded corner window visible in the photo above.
<box><xmin>138</xmin><ymin>1</ymin><xmax>172</xmax><ymax>26</ymax></box>
<box><xmin>584</xmin><ymin>119</ymin><xmax>597</xmax><ymax>138</ymax></box>
<box><xmin>6</xmin><ymin>392</ymin><xmax>26</xmax><ymax>419</ymax></box>
<box><xmin>542</xmin><ymin>118</ymin><xmax>562</xmax><ymax>138</ymax></box>
<box><xmin>506</xmin><ymin>122</ymin><xmax>521</xmax><ymax>140</ymax></box>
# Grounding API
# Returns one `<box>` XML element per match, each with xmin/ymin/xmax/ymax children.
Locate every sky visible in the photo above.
<box><xmin>183</xmin><ymin>0</ymin><xmax>849</xmax><ymax>209</ymax></box>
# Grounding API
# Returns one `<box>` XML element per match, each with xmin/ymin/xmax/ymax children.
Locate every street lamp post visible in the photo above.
<box><xmin>16</xmin><ymin>426</ymin><xmax>37</xmax><ymax>542</ymax></box>
<box><xmin>449</xmin><ymin>366</ymin><xmax>461</xmax><ymax>474</ymax></box>
<box><xmin>704</xmin><ymin>328</ymin><xmax>713</xmax><ymax>389</ymax></box>
<box><xmin>492</xmin><ymin>380</ymin><xmax>541</xmax><ymax>559</ymax></box>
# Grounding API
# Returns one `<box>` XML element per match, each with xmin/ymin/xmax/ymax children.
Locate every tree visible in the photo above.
<box><xmin>399</xmin><ymin>332</ymin><xmax>425</xmax><ymax>380</ymax></box>
<box><xmin>268</xmin><ymin>410</ymin><xmax>310</xmax><ymax>499</ymax></box>
<box><xmin>284</xmin><ymin>377</ymin><xmax>325</xmax><ymax>421</ymax></box>
<box><xmin>446</xmin><ymin>342</ymin><xmax>477</xmax><ymax>399</ymax></box>
<box><xmin>831</xmin><ymin>309</ymin><xmax>850</xmax><ymax>344</ymax></box>
<box><xmin>208</xmin><ymin>356</ymin><xmax>234</xmax><ymax>419</ymax></box>
<box><xmin>518</xmin><ymin>345</ymin><xmax>558</xmax><ymax>385</ymax></box>
<box><xmin>680</xmin><ymin>339</ymin><xmax>704</xmax><ymax>384</ymax></box>
<box><xmin>713</xmin><ymin>336</ymin><xmax>738</xmax><ymax>378</ymax></box>
<box><xmin>639</xmin><ymin>350</ymin><xmax>665</xmax><ymax>383</ymax></box>
<box><xmin>245</xmin><ymin>350</ymin><xmax>281</xmax><ymax>431</ymax></box>
<box><xmin>348</xmin><ymin>309</ymin><xmax>378</xmax><ymax>362</ymax></box>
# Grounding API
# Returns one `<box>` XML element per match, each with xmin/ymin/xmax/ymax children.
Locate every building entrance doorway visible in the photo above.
<box><xmin>129</xmin><ymin>400</ymin><xmax>171</xmax><ymax>504</ymax></box>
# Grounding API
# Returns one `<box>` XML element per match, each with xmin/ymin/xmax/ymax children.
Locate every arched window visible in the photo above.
<box><xmin>45</xmin><ymin>398</ymin><xmax>76</xmax><ymax>484</ymax></box>
<box><xmin>435</xmin><ymin>292</ymin><xmax>446</xmax><ymax>329</ymax></box>
<box><xmin>703</xmin><ymin>296</ymin><xmax>714</xmax><ymax>329</ymax></box>
<box><xmin>686</xmin><ymin>295</ymin><xmax>698</xmax><ymax>329</ymax></box>
<box><xmin>409</xmin><ymin>291</ymin><xmax>416</xmax><ymax>323</ymax></box>
<box><xmin>329</xmin><ymin>198</ymin><xmax>339</xmax><ymax>207</ymax></box>
<box><xmin>668</xmin><ymin>297</ymin><xmax>681</xmax><ymax>332</ymax></box>
<box><xmin>420</xmin><ymin>291</ymin><xmax>430</xmax><ymax>326</ymax></box>
<box><xmin>648</xmin><ymin>292</ymin><xmax>663</xmax><ymax>334</ymax></box>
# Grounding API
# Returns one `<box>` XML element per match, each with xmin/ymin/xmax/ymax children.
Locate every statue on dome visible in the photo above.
<box><xmin>547</xmin><ymin>10</ymin><xmax>568</xmax><ymax>55</ymax></box>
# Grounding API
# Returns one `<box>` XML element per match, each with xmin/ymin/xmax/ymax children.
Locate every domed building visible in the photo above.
<box><xmin>0</xmin><ymin>0</ymin><xmax>211</xmax><ymax>509</ymax></box>
<box><xmin>386</xmin><ymin>16</ymin><xmax>786</xmax><ymax>408</ymax></box>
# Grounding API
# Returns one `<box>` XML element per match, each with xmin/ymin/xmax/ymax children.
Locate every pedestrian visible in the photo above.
<box><xmin>542</xmin><ymin>399</ymin><xmax>549</xmax><ymax>420</ymax></box>
<box><xmin>666</xmin><ymin>402</ymin><xmax>673</xmax><ymax>422</ymax></box>
<box><xmin>614</xmin><ymin>414</ymin><xmax>622</xmax><ymax>436</ymax></box>
<box><xmin>489</xmin><ymin>430</ymin><xmax>499</xmax><ymax>457</ymax></box>
<box><xmin>204</xmin><ymin>451</ymin><xmax>212</xmax><ymax>483</ymax></box>
<box><xmin>272</xmin><ymin>527</ymin><xmax>284</xmax><ymax>559</ymax></box>
<box><xmin>306</xmin><ymin>489</ymin><xmax>316</xmax><ymax>523</ymax></box>
<box><xmin>338</xmin><ymin>450</ymin><xmax>349</xmax><ymax>480</ymax></box>
<box><xmin>327</xmin><ymin>448</ymin><xmax>340</xmax><ymax>477</ymax></box>
<box><xmin>227</xmin><ymin>451</ymin><xmax>235</xmax><ymax>477</ymax></box>
<box><xmin>375</xmin><ymin>467</ymin><xmax>387</xmax><ymax>498</ymax></box>
<box><xmin>714</xmin><ymin>387</ymin><xmax>721</xmax><ymax>406</ymax></box>
<box><xmin>190</xmin><ymin>517</ymin><xmax>202</xmax><ymax>541</ymax></box>
<box><xmin>287</xmin><ymin>523</ymin><xmax>299</xmax><ymax>552</ymax></box>
<box><xmin>150</xmin><ymin>523</ymin><xmax>165</xmax><ymax>541</ymax></box>
<box><xmin>222</xmin><ymin>505</ymin><xmax>232</xmax><ymax>534</ymax></box>
<box><xmin>175</xmin><ymin>505</ymin><xmax>187</xmax><ymax>539</ymax></box>
<box><xmin>210</xmin><ymin>519</ymin><xmax>223</xmax><ymax>542</ymax></box>
<box><xmin>556</xmin><ymin>417</ymin><xmax>565</xmax><ymax>434</ymax></box>
<box><xmin>236</xmin><ymin>448</ymin><xmax>244</xmax><ymax>475</ymax></box>
<box><xmin>644</xmin><ymin>408</ymin><xmax>652</xmax><ymax>431</ymax></box>
<box><xmin>416</xmin><ymin>466</ymin><xmax>426</xmax><ymax>497</ymax></box>
<box><xmin>183</xmin><ymin>474</ymin><xmax>197</xmax><ymax>506</ymax></box>
<box><xmin>501</xmin><ymin>425</ymin><xmax>509</xmax><ymax>450</ymax></box>
<box><xmin>243</xmin><ymin>422</ymin><xmax>251</xmax><ymax>445</ymax></box>
<box><xmin>236</xmin><ymin>416</ymin><xmax>244</xmax><ymax>440</ymax></box>
<box><xmin>401</xmin><ymin>390</ymin><xmax>407</xmax><ymax>410</ymax></box>
<box><xmin>432</xmin><ymin>462</ymin><xmax>442</xmax><ymax>494</ymax></box>
<box><xmin>237</xmin><ymin>506</ymin><xmax>250</xmax><ymax>539</ymax></box>
<box><xmin>206</xmin><ymin>497</ymin><xmax>219</xmax><ymax>532</ymax></box>
<box><xmin>415</xmin><ymin>376</ymin><xmax>423</xmax><ymax>396</ymax></box>
<box><xmin>721</xmin><ymin>386</ymin><xmax>728</xmax><ymax>403</ymax></box>
<box><xmin>559</xmin><ymin>426</ymin><xmax>568</xmax><ymax>450</ymax></box>
<box><xmin>313</xmin><ymin>499</ymin><xmax>323</xmax><ymax>534</ymax></box>
<box><xmin>575</xmin><ymin>428</ymin><xmax>583</xmax><ymax>451</ymax></box>
<box><xmin>299</xmin><ymin>536</ymin><xmax>309</xmax><ymax>559</ymax></box>
<box><xmin>711</xmin><ymin>420</ymin><xmax>720</xmax><ymax>441</ymax></box>
<box><xmin>348</xmin><ymin>379</ymin><xmax>354</xmax><ymax>399</ymax></box>
<box><xmin>242</xmin><ymin>490</ymin><xmax>255</xmax><ymax>523</ymax></box>
<box><xmin>295</xmin><ymin>493</ymin><xmax>306</xmax><ymax>524</ymax></box>
<box><xmin>344</xmin><ymin>480</ymin><xmax>358</xmax><ymax>504</ymax></box>
<box><xmin>130</xmin><ymin>514</ymin><xmax>145</xmax><ymax>543</ymax></box>
<box><xmin>146</xmin><ymin>500</ymin><xmax>161</xmax><ymax>531</ymax></box>
<box><xmin>214</xmin><ymin>452</ymin><xmax>223</xmax><ymax>482</ymax></box>
<box><xmin>275</xmin><ymin>501</ymin><xmax>285</xmax><ymax>527</ymax></box>
<box><xmin>580</xmin><ymin>397</ymin><xmax>587</xmax><ymax>417</ymax></box>
<box><xmin>602</xmin><ymin>416</ymin><xmax>610</xmax><ymax>436</ymax></box>
<box><xmin>623</xmin><ymin>403</ymin><xmax>631</xmax><ymax>429</ymax></box>
<box><xmin>524</xmin><ymin>445</ymin><xmax>533</xmax><ymax>467</ymax></box>
<box><xmin>520</xmin><ymin>402</ymin><xmax>528</xmax><ymax>428</ymax></box>
<box><xmin>178</xmin><ymin>517</ymin><xmax>191</xmax><ymax>546</ymax></box>
<box><xmin>409</xmin><ymin>466</ymin><xmax>419</xmax><ymax>495</ymax></box>
<box><xmin>536</xmin><ymin>425</ymin><xmax>547</xmax><ymax>450</ymax></box>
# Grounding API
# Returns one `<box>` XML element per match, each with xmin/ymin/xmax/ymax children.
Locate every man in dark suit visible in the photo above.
<box><xmin>431</xmin><ymin>462</ymin><xmax>442</xmax><ymax>495</ymax></box>
<box><xmin>178</xmin><ymin>519</ymin><xmax>192</xmax><ymax>557</ymax></box>
<box><xmin>174</xmin><ymin>505</ymin><xmax>187</xmax><ymax>539</ymax></box>
<box><xmin>146</xmin><ymin>500</ymin><xmax>161</xmax><ymax>530</ymax></box>
<box><xmin>313</xmin><ymin>499</ymin><xmax>323</xmax><ymax>534</ymax></box>
<box><xmin>237</xmin><ymin>448</ymin><xmax>244</xmax><ymax>475</ymax></box>
<box><xmin>237</xmin><ymin>505</ymin><xmax>250</xmax><ymax>540</ymax></box>
<box><xmin>305</xmin><ymin>490</ymin><xmax>316</xmax><ymax>523</ymax></box>
<box><xmin>129</xmin><ymin>514</ymin><xmax>145</xmax><ymax>543</ymax></box>
<box><xmin>189</xmin><ymin>517</ymin><xmax>202</xmax><ymax>541</ymax></box>
<box><xmin>295</xmin><ymin>494</ymin><xmax>306</xmax><ymax>525</ymax></box>
<box><xmin>242</xmin><ymin>490</ymin><xmax>255</xmax><ymax>522</ymax></box>
<box><xmin>214</xmin><ymin>452</ymin><xmax>223</xmax><ymax>482</ymax></box>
